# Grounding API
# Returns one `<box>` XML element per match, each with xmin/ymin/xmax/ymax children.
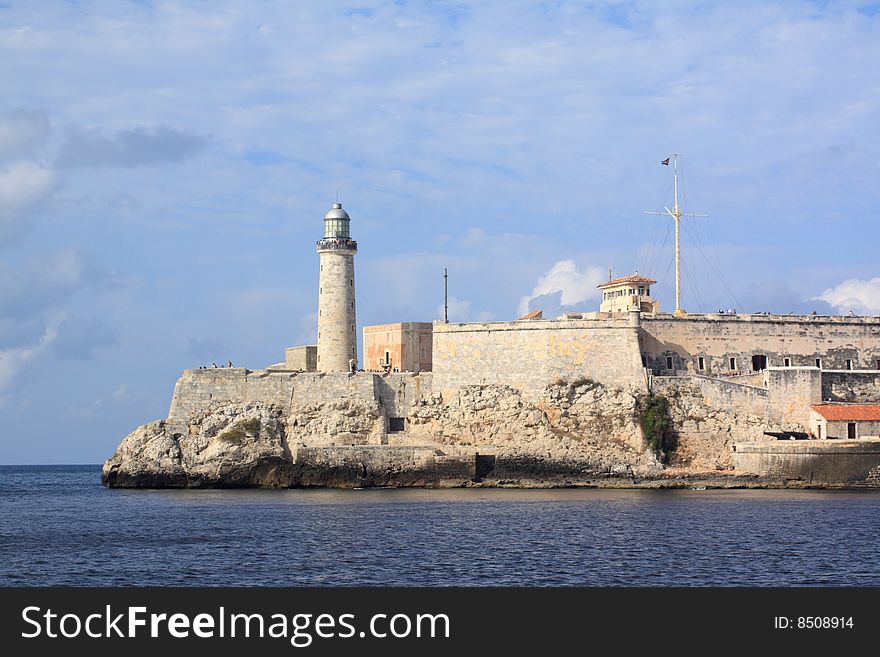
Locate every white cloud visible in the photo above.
<box><xmin>0</xmin><ymin>161</ymin><xmax>55</xmax><ymax>240</ymax></box>
<box><xmin>460</xmin><ymin>228</ymin><xmax>487</xmax><ymax>248</ymax></box>
<box><xmin>816</xmin><ymin>277</ymin><xmax>880</xmax><ymax>314</ymax></box>
<box><xmin>518</xmin><ymin>260</ymin><xmax>605</xmax><ymax>315</ymax></box>
<box><xmin>435</xmin><ymin>296</ymin><xmax>495</xmax><ymax>323</ymax></box>
<box><xmin>0</xmin><ymin>319</ymin><xmax>58</xmax><ymax>392</ymax></box>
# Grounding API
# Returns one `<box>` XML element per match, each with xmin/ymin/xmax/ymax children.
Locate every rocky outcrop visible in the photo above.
<box><xmin>103</xmin><ymin>376</ymin><xmax>664</xmax><ymax>488</ymax></box>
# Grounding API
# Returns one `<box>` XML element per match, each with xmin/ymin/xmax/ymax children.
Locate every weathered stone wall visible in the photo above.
<box><xmin>641</xmin><ymin>314</ymin><xmax>880</xmax><ymax>375</ymax></box>
<box><xmin>823</xmin><ymin>420</ymin><xmax>880</xmax><ymax>440</ymax></box>
<box><xmin>167</xmin><ymin>369</ymin><xmax>378</xmax><ymax>430</ymax></box>
<box><xmin>765</xmin><ymin>367</ymin><xmax>822</xmax><ymax>429</ymax></box>
<box><xmin>363</xmin><ymin>322</ymin><xmax>433</xmax><ymax>372</ymax></box>
<box><xmin>284</xmin><ymin>346</ymin><xmax>317</xmax><ymax>371</ymax></box>
<box><xmin>432</xmin><ymin>318</ymin><xmax>647</xmax><ymax>401</ymax></box>
<box><xmin>822</xmin><ymin>370</ymin><xmax>880</xmax><ymax>403</ymax></box>
<box><xmin>733</xmin><ymin>439</ymin><xmax>880</xmax><ymax>485</ymax></box>
<box><xmin>652</xmin><ymin>375</ymin><xmax>772</xmax><ymax>469</ymax></box>
<box><xmin>650</xmin><ymin>368</ymin><xmax>821</xmax><ymax>468</ymax></box>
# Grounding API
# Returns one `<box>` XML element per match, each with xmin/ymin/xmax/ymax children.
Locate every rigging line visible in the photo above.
<box><xmin>646</xmin><ymin>220</ymin><xmax>672</xmax><ymax>279</ymax></box>
<box><xmin>681</xmin><ymin>257</ymin><xmax>707</xmax><ymax>313</ymax></box>
<box><xmin>682</xmin><ymin>220</ymin><xmax>744</xmax><ymax>310</ymax></box>
<box><xmin>680</xmin><ymin>219</ymin><xmax>721</xmax><ymax>307</ymax></box>
<box><xmin>705</xmin><ymin>212</ymin><xmax>728</xmax><ymax>288</ymax></box>
<box><xmin>658</xmin><ymin>251</ymin><xmax>675</xmax><ymax>303</ymax></box>
<box><xmin>637</xmin><ymin>204</ymin><xmax>664</xmax><ymax>276</ymax></box>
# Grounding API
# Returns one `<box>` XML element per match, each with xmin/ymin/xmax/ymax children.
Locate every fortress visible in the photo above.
<box><xmin>103</xmin><ymin>198</ymin><xmax>880</xmax><ymax>489</ymax></box>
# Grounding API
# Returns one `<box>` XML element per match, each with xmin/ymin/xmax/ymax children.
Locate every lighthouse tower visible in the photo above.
<box><xmin>316</xmin><ymin>202</ymin><xmax>358</xmax><ymax>372</ymax></box>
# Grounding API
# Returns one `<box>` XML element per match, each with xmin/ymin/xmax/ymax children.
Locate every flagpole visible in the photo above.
<box><xmin>673</xmin><ymin>155</ymin><xmax>681</xmax><ymax>315</ymax></box>
<box><xmin>644</xmin><ymin>154</ymin><xmax>707</xmax><ymax>317</ymax></box>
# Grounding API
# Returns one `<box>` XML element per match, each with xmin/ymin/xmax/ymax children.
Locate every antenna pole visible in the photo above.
<box><xmin>443</xmin><ymin>268</ymin><xmax>448</xmax><ymax>323</ymax></box>
<box><xmin>643</xmin><ymin>153</ymin><xmax>708</xmax><ymax>317</ymax></box>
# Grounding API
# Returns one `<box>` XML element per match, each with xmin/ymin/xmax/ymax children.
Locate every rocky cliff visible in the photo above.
<box><xmin>102</xmin><ymin>371</ymin><xmax>667</xmax><ymax>488</ymax></box>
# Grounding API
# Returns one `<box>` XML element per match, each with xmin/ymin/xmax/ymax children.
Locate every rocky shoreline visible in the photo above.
<box><xmin>102</xmin><ymin>370</ymin><xmax>880</xmax><ymax>491</ymax></box>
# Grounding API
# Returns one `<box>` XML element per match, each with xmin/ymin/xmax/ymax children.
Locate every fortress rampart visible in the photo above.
<box><xmin>432</xmin><ymin>317</ymin><xmax>646</xmax><ymax>400</ymax></box>
<box><xmin>107</xmin><ymin>312</ymin><xmax>880</xmax><ymax>489</ymax></box>
<box><xmin>733</xmin><ymin>440</ymin><xmax>880</xmax><ymax>485</ymax></box>
<box><xmin>640</xmin><ymin>313</ymin><xmax>880</xmax><ymax>375</ymax></box>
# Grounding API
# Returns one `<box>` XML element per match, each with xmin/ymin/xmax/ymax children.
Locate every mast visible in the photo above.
<box><xmin>673</xmin><ymin>156</ymin><xmax>681</xmax><ymax>315</ymax></box>
<box><xmin>644</xmin><ymin>154</ymin><xmax>707</xmax><ymax>316</ymax></box>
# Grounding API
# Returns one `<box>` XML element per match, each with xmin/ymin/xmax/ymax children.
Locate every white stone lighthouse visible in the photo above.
<box><xmin>316</xmin><ymin>202</ymin><xmax>358</xmax><ymax>372</ymax></box>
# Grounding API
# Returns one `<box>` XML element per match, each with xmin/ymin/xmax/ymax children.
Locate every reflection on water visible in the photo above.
<box><xmin>2</xmin><ymin>465</ymin><xmax>879</xmax><ymax>586</ymax></box>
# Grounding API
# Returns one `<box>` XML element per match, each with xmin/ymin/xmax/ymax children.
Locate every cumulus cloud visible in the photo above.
<box><xmin>57</xmin><ymin>126</ymin><xmax>207</xmax><ymax>168</ymax></box>
<box><xmin>816</xmin><ymin>277</ymin><xmax>880</xmax><ymax>314</ymax></box>
<box><xmin>518</xmin><ymin>260</ymin><xmax>605</xmax><ymax>316</ymax></box>
<box><xmin>436</xmin><ymin>296</ymin><xmax>494</xmax><ymax>323</ymax></box>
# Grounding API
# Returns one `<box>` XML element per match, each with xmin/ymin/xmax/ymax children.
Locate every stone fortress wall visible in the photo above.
<box><xmin>172</xmin><ymin>314</ymin><xmax>880</xmax><ymax>447</ymax></box>
<box><xmin>114</xmin><ymin>311</ymin><xmax>880</xmax><ymax>488</ymax></box>
<box><xmin>640</xmin><ymin>313</ymin><xmax>880</xmax><ymax>375</ymax></box>
<box><xmin>431</xmin><ymin>316</ymin><xmax>647</xmax><ymax>401</ymax></box>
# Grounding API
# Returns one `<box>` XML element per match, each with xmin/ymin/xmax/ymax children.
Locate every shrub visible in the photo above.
<box><xmin>639</xmin><ymin>395</ymin><xmax>673</xmax><ymax>453</ymax></box>
<box><xmin>217</xmin><ymin>418</ymin><xmax>261</xmax><ymax>444</ymax></box>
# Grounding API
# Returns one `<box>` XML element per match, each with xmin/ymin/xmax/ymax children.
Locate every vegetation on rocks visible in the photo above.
<box><xmin>639</xmin><ymin>394</ymin><xmax>673</xmax><ymax>455</ymax></box>
<box><xmin>217</xmin><ymin>418</ymin><xmax>262</xmax><ymax>444</ymax></box>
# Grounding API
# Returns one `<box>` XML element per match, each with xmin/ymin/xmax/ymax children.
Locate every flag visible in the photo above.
<box><xmin>661</xmin><ymin>157</ymin><xmax>670</xmax><ymax>166</ymax></box>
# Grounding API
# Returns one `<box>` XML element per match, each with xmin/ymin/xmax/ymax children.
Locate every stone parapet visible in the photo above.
<box><xmin>733</xmin><ymin>439</ymin><xmax>880</xmax><ymax>485</ymax></box>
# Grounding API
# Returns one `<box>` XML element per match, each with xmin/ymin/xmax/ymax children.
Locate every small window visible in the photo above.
<box><xmin>666</xmin><ymin>356</ymin><xmax>673</xmax><ymax>370</ymax></box>
<box><xmin>783</xmin><ymin>357</ymin><xmax>791</xmax><ymax>367</ymax></box>
<box><xmin>876</xmin><ymin>359</ymin><xmax>880</xmax><ymax>370</ymax></box>
<box><xmin>420</xmin><ymin>347</ymin><xmax>426</xmax><ymax>358</ymax></box>
<box><xmin>815</xmin><ymin>358</ymin><xmax>822</xmax><ymax>369</ymax></box>
<box><xmin>350</xmin><ymin>301</ymin><xmax>354</xmax><ymax>309</ymax></box>
<box><xmin>729</xmin><ymin>357</ymin><xmax>737</xmax><ymax>370</ymax></box>
<box><xmin>384</xmin><ymin>351</ymin><xmax>390</xmax><ymax>365</ymax></box>
<box><xmin>698</xmin><ymin>357</ymin><xmax>705</xmax><ymax>371</ymax></box>
<box><xmin>846</xmin><ymin>359</ymin><xmax>853</xmax><ymax>370</ymax></box>
<box><xmin>351</xmin><ymin>324</ymin><xmax>355</xmax><ymax>332</ymax></box>
<box><xmin>350</xmin><ymin>279</ymin><xmax>353</xmax><ymax>286</ymax></box>
<box><xmin>351</xmin><ymin>347</ymin><xmax>355</xmax><ymax>354</ymax></box>
<box><xmin>389</xmin><ymin>417</ymin><xmax>405</xmax><ymax>433</ymax></box>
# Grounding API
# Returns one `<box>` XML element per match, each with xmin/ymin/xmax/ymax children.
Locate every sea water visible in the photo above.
<box><xmin>1</xmin><ymin>465</ymin><xmax>878</xmax><ymax>586</ymax></box>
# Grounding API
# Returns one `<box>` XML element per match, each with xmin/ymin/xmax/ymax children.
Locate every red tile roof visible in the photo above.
<box><xmin>517</xmin><ymin>310</ymin><xmax>543</xmax><ymax>320</ymax></box>
<box><xmin>597</xmin><ymin>275</ymin><xmax>657</xmax><ymax>288</ymax></box>
<box><xmin>811</xmin><ymin>405</ymin><xmax>880</xmax><ymax>421</ymax></box>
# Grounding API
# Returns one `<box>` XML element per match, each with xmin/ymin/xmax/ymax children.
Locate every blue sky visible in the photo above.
<box><xmin>2</xmin><ymin>0</ymin><xmax>880</xmax><ymax>463</ymax></box>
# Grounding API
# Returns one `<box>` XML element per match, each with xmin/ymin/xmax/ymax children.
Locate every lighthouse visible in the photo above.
<box><xmin>316</xmin><ymin>202</ymin><xmax>358</xmax><ymax>372</ymax></box>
